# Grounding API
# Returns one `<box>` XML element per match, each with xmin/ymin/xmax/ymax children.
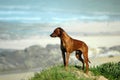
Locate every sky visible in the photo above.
<box><xmin>0</xmin><ymin>0</ymin><xmax>120</xmax><ymax>23</ymax></box>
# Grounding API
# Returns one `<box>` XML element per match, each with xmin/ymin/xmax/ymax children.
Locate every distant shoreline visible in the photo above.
<box><xmin>0</xmin><ymin>56</ymin><xmax>120</xmax><ymax>80</ymax></box>
<box><xmin>0</xmin><ymin>35</ymin><xmax>120</xmax><ymax>50</ymax></box>
<box><xmin>0</xmin><ymin>55</ymin><xmax>120</xmax><ymax>75</ymax></box>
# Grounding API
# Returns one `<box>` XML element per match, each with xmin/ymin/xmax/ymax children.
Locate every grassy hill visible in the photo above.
<box><xmin>29</xmin><ymin>65</ymin><xmax>94</xmax><ymax>80</ymax></box>
<box><xmin>0</xmin><ymin>44</ymin><xmax>119</xmax><ymax>80</ymax></box>
<box><xmin>29</xmin><ymin>62</ymin><xmax>120</xmax><ymax>80</ymax></box>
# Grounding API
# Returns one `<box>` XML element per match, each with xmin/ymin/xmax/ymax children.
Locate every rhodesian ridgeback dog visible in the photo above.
<box><xmin>50</xmin><ymin>27</ymin><xmax>90</xmax><ymax>74</ymax></box>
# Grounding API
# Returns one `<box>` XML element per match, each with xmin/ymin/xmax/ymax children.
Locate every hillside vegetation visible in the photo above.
<box><xmin>29</xmin><ymin>65</ymin><xmax>96</xmax><ymax>80</ymax></box>
<box><xmin>90</xmin><ymin>62</ymin><xmax>120</xmax><ymax>80</ymax></box>
<box><xmin>29</xmin><ymin>62</ymin><xmax>120</xmax><ymax>80</ymax></box>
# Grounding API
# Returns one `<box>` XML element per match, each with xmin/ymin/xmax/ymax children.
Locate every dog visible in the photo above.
<box><xmin>50</xmin><ymin>27</ymin><xmax>90</xmax><ymax>74</ymax></box>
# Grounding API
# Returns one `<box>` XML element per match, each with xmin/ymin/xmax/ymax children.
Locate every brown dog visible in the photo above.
<box><xmin>50</xmin><ymin>27</ymin><xmax>90</xmax><ymax>74</ymax></box>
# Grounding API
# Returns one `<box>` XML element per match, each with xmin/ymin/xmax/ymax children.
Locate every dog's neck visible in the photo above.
<box><xmin>60</xmin><ymin>31</ymin><xmax>71</xmax><ymax>43</ymax></box>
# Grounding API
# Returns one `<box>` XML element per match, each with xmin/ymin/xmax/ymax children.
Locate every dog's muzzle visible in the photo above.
<box><xmin>50</xmin><ymin>33</ymin><xmax>57</xmax><ymax>37</ymax></box>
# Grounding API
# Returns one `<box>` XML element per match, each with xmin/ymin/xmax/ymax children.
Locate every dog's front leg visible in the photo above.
<box><xmin>65</xmin><ymin>52</ymin><xmax>70</xmax><ymax>71</ymax></box>
<box><xmin>62</xmin><ymin>51</ymin><xmax>66</xmax><ymax>66</ymax></box>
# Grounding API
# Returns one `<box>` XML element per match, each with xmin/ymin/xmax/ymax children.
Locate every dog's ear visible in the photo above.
<box><xmin>57</xmin><ymin>27</ymin><xmax>64</xmax><ymax>37</ymax></box>
<box><xmin>58</xmin><ymin>27</ymin><xmax>64</xmax><ymax>32</ymax></box>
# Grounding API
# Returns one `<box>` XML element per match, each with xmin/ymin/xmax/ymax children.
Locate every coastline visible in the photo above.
<box><xmin>0</xmin><ymin>35</ymin><xmax>120</xmax><ymax>80</ymax></box>
<box><xmin>0</xmin><ymin>56</ymin><xmax>119</xmax><ymax>80</ymax></box>
<box><xmin>0</xmin><ymin>35</ymin><xmax>120</xmax><ymax>50</ymax></box>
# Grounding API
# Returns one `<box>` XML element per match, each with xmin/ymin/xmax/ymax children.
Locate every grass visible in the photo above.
<box><xmin>29</xmin><ymin>65</ymin><xmax>90</xmax><ymax>80</ymax></box>
<box><xmin>29</xmin><ymin>62</ymin><xmax>120</xmax><ymax>80</ymax></box>
<box><xmin>90</xmin><ymin>62</ymin><xmax>120</xmax><ymax>80</ymax></box>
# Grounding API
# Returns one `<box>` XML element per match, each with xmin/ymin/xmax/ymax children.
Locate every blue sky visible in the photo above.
<box><xmin>0</xmin><ymin>0</ymin><xmax>120</xmax><ymax>23</ymax></box>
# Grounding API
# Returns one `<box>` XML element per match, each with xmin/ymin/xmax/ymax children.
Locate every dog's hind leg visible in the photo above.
<box><xmin>75</xmin><ymin>50</ymin><xmax>84</xmax><ymax>70</ymax></box>
<box><xmin>83</xmin><ymin>50</ymin><xmax>89</xmax><ymax>74</ymax></box>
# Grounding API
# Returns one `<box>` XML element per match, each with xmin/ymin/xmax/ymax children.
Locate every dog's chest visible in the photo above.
<box><xmin>61</xmin><ymin>40</ymin><xmax>67</xmax><ymax>50</ymax></box>
<box><xmin>61</xmin><ymin>40</ymin><xmax>65</xmax><ymax>47</ymax></box>
<box><xmin>61</xmin><ymin>39</ymin><xmax>73</xmax><ymax>52</ymax></box>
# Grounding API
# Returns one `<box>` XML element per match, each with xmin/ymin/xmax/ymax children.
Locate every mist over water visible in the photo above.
<box><xmin>0</xmin><ymin>0</ymin><xmax>120</xmax><ymax>49</ymax></box>
<box><xmin>0</xmin><ymin>23</ymin><xmax>120</xmax><ymax>50</ymax></box>
<box><xmin>0</xmin><ymin>0</ymin><xmax>120</xmax><ymax>23</ymax></box>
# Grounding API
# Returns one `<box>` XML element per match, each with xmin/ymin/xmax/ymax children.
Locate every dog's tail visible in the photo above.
<box><xmin>84</xmin><ymin>59</ymin><xmax>91</xmax><ymax>63</ymax></box>
<box><xmin>88</xmin><ymin>59</ymin><xmax>91</xmax><ymax>63</ymax></box>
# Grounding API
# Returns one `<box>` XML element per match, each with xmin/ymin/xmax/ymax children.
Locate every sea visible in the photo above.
<box><xmin>0</xmin><ymin>22</ymin><xmax>120</xmax><ymax>50</ymax></box>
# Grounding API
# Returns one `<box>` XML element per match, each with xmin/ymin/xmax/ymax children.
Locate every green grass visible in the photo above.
<box><xmin>90</xmin><ymin>62</ymin><xmax>120</xmax><ymax>80</ymax></box>
<box><xmin>29</xmin><ymin>65</ymin><xmax>90</xmax><ymax>80</ymax></box>
<box><xmin>29</xmin><ymin>62</ymin><xmax>120</xmax><ymax>80</ymax></box>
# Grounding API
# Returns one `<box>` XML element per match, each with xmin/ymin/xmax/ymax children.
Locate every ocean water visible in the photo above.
<box><xmin>0</xmin><ymin>23</ymin><xmax>52</xmax><ymax>40</ymax></box>
<box><xmin>0</xmin><ymin>21</ymin><xmax>120</xmax><ymax>39</ymax></box>
<box><xmin>0</xmin><ymin>1</ymin><xmax>120</xmax><ymax>49</ymax></box>
<box><xmin>0</xmin><ymin>21</ymin><xmax>120</xmax><ymax>50</ymax></box>
<box><xmin>0</xmin><ymin>0</ymin><xmax>120</xmax><ymax>24</ymax></box>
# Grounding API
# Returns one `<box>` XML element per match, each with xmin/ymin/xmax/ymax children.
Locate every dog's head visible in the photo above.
<box><xmin>50</xmin><ymin>27</ymin><xmax>64</xmax><ymax>37</ymax></box>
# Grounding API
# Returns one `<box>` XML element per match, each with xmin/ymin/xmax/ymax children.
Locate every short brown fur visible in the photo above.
<box><xmin>50</xmin><ymin>27</ymin><xmax>90</xmax><ymax>74</ymax></box>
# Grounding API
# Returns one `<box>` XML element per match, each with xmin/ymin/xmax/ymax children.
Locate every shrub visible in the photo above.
<box><xmin>90</xmin><ymin>62</ymin><xmax>120</xmax><ymax>80</ymax></box>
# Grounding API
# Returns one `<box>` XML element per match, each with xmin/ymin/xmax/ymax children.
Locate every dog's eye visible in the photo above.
<box><xmin>54</xmin><ymin>31</ymin><xmax>58</xmax><ymax>34</ymax></box>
